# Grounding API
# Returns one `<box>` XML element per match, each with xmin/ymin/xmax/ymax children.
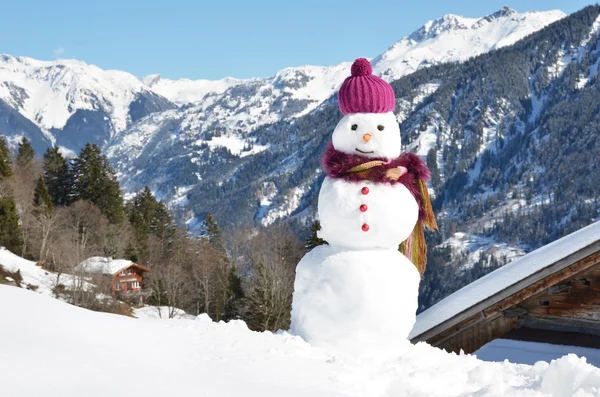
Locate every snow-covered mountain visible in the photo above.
<box><xmin>142</xmin><ymin>74</ymin><xmax>246</xmax><ymax>105</ymax></box>
<box><xmin>0</xmin><ymin>55</ymin><xmax>175</xmax><ymax>152</ymax></box>
<box><xmin>102</xmin><ymin>7</ymin><xmax>564</xmax><ymax>216</ymax></box>
<box><xmin>0</xmin><ymin>7</ymin><xmax>564</xmax><ymax>159</ymax></box>
<box><xmin>143</xmin><ymin>7</ymin><xmax>566</xmax><ymax>106</ymax></box>
<box><xmin>373</xmin><ymin>7</ymin><xmax>566</xmax><ymax>81</ymax></box>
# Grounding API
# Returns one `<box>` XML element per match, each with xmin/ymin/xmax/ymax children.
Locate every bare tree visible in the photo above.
<box><xmin>10</xmin><ymin>160</ymin><xmax>41</xmax><ymax>257</ymax></box>
<box><xmin>187</xmin><ymin>239</ymin><xmax>225</xmax><ymax>317</ymax></box>
<box><xmin>244</xmin><ymin>223</ymin><xmax>304</xmax><ymax>332</ymax></box>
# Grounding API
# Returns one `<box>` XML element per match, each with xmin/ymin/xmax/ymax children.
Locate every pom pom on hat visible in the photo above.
<box><xmin>338</xmin><ymin>58</ymin><xmax>395</xmax><ymax>115</ymax></box>
<box><xmin>351</xmin><ymin>58</ymin><xmax>373</xmax><ymax>77</ymax></box>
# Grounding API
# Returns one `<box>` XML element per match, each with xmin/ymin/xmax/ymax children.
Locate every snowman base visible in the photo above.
<box><xmin>290</xmin><ymin>245</ymin><xmax>420</xmax><ymax>358</ymax></box>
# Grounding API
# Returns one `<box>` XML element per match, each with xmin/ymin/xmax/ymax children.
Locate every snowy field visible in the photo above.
<box><xmin>1</xmin><ymin>285</ymin><xmax>600</xmax><ymax>397</ymax></box>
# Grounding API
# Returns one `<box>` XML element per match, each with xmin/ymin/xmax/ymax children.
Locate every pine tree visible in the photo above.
<box><xmin>0</xmin><ymin>137</ymin><xmax>12</xmax><ymax>178</ymax></box>
<box><xmin>129</xmin><ymin>187</ymin><xmax>176</xmax><ymax>262</ymax></box>
<box><xmin>129</xmin><ymin>187</ymin><xmax>157</xmax><ymax>261</ymax></box>
<box><xmin>43</xmin><ymin>147</ymin><xmax>74</xmax><ymax>206</ymax></box>
<box><xmin>150</xmin><ymin>202</ymin><xmax>176</xmax><ymax>241</ymax></box>
<box><xmin>305</xmin><ymin>220</ymin><xmax>327</xmax><ymax>249</ymax></box>
<box><xmin>16</xmin><ymin>137</ymin><xmax>35</xmax><ymax>168</ymax></box>
<box><xmin>203</xmin><ymin>213</ymin><xmax>225</xmax><ymax>253</ymax></box>
<box><xmin>222</xmin><ymin>266</ymin><xmax>245</xmax><ymax>321</ymax></box>
<box><xmin>72</xmin><ymin>143</ymin><xmax>124</xmax><ymax>224</ymax></box>
<box><xmin>33</xmin><ymin>175</ymin><xmax>53</xmax><ymax>215</ymax></box>
<box><xmin>0</xmin><ymin>197</ymin><xmax>23</xmax><ymax>254</ymax></box>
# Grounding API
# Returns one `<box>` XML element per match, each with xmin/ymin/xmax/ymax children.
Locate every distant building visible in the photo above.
<box><xmin>411</xmin><ymin>221</ymin><xmax>600</xmax><ymax>358</ymax></box>
<box><xmin>75</xmin><ymin>257</ymin><xmax>152</xmax><ymax>304</ymax></box>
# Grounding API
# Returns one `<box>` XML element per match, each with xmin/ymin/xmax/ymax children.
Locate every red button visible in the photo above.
<box><xmin>361</xmin><ymin>187</ymin><xmax>369</xmax><ymax>195</ymax></box>
<box><xmin>360</xmin><ymin>204</ymin><xmax>368</xmax><ymax>212</ymax></box>
<box><xmin>362</xmin><ymin>223</ymin><xmax>370</xmax><ymax>232</ymax></box>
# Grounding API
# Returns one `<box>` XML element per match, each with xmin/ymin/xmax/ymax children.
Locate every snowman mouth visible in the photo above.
<box><xmin>355</xmin><ymin>148</ymin><xmax>374</xmax><ymax>154</ymax></box>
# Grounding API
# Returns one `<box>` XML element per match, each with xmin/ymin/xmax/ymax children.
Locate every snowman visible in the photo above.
<box><xmin>290</xmin><ymin>58</ymin><xmax>437</xmax><ymax>357</ymax></box>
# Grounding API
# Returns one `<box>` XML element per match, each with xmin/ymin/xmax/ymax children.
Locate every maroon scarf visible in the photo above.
<box><xmin>322</xmin><ymin>143</ymin><xmax>431</xmax><ymax>218</ymax></box>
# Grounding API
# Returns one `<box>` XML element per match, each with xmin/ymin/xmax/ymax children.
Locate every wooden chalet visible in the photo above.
<box><xmin>75</xmin><ymin>257</ymin><xmax>152</xmax><ymax>304</ymax></box>
<box><xmin>410</xmin><ymin>221</ymin><xmax>600</xmax><ymax>354</ymax></box>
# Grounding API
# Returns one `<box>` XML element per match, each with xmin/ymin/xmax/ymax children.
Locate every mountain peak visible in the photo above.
<box><xmin>142</xmin><ymin>74</ymin><xmax>161</xmax><ymax>87</ymax></box>
<box><xmin>486</xmin><ymin>6</ymin><xmax>518</xmax><ymax>20</ymax></box>
<box><xmin>409</xmin><ymin>14</ymin><xmax>473</xmax><ymax>41</ymax></box>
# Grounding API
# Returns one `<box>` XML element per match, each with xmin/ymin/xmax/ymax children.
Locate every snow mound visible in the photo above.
<box><xmin>2</xmin><ymin>285</ymin><xmax>600</xmax><ymax>397</ymax></box>
<box><xmin>133</xmin><ymin>305</ymin><xmax>195</xmax><ymax>320</ymax></box>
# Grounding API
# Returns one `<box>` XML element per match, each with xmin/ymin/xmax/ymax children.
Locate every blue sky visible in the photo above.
<box><xmin>1</xmin><ymin>0</ymin><xmax>594</xmax><ymax>80</ymax></box>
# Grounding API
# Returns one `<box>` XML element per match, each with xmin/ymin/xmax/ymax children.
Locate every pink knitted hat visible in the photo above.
<box><xmin>338</xmin><ymin>58</ymin><xmax>395</xmax><ymax>115</ymax></box>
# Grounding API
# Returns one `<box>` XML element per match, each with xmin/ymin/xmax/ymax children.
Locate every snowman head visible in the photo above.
<box><xmin>332</xmin><ymin>112</ymin><xmax>401</xmax><ymax>159</ymax></box>
<box><xmin>334</xmin><ymin>58</ymin><xmax>400</xmax><ymax>159</ymax></box>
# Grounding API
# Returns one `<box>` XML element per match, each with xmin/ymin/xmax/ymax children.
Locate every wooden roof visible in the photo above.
<box><xmin>411</xmin><ymin>222</ymin><xmax>600</xmax><ymax>354</ymax></box>
<box><xmin>122</xmin><ymin>262</ymin><xmax>151</xmax><ymax>274</ymax></box>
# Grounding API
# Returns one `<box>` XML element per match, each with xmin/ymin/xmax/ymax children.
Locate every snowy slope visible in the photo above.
<box><xmin>441</xmin><ymin>232</ymin><xmax>525</xmax><ymax>271</ymax></box>
<box><xmin>0</xmin><ymin>246</ymin><xmax>82</xmax><ymax>297</ymax></box>
<box><xmin>2</xmin><ymin>285</ymin><xmax>600</xmax><ymax>397</ymax></box>
<box><xmin>410</xmin><ymin>221</ymin><xmax>600</xmax><ymax>339</ymax></box>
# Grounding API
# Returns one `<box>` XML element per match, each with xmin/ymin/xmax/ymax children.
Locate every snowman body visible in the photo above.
<box><xmin>290</xmin><ymin>106</ymin><xmax>422</xmax><ymax>357</ymax></box>
<box><xmin>318</xmin><ymin>177</ymin><xmax>418</xmax><ymax>249</ymax></box>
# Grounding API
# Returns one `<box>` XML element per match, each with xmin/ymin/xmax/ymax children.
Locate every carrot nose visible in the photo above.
<box><xmin>362</xmin><ymin>134</ymin><xmax>372</xmax><ymax>142</ymax></box>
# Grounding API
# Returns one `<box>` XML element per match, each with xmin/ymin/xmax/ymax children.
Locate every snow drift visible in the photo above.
<box><xmin>1</xmin><ymin>285</ymin><xmax>599</xmax><ymax>397</ymax></box>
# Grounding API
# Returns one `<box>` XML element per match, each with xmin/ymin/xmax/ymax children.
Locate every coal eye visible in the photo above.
<box><xmin>351</xmin><ymin>124</ymin><xmax>358</xmax><ymax>131</ymax></box>
<box><xmin>377</xmin><ymin>125</ymin><xmax>385</xmax><ymax>131</ymax></box>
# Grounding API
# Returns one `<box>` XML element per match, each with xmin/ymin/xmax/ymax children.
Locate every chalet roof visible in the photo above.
<box><xmin>75</xmin><ymin>257</ymin><xmax>150</xmax><ymax>276</ymax></box>
<box><xmin>410</xmin><ymin>220</ymin><xmax>600</xmax><ymax>341</ymax></box>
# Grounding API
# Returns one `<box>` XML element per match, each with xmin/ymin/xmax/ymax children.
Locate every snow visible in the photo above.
<box><xmin>318</xmin><ymin>177</ymin><xmax>418</xmax><ymax>250</ymax></box>
<box><xmin>195</xmin><ymin>134</ymin><xmax>270</xmax><ymax>157</ymax></box>
<box><xmin>476</xmin><ymin>339</ymin><xmax>600</xmax><ymax>368</ymax></box>
<box><xmin>75</xmin><ymin>256</ymin><xmax>133</xmax><ymax>276</ymax></box>
<box><xmin>260</xmin><ymin>185</ymin><xmax>307</xmax><ymax>226</ymax></box>
<box><xmin>332</xmin><ymin>112</ymin><xmax>401</xmax><ymax>160</ymax></box>
<box><xmin>442</xmin><ymin>232</ymin><xmax>525</xmax><ymax>271</ymax></box>
<box><xmin>0</xmin><ymin>55</ymin><xmax>160</xmax><ymax>133</ymax></box>
<box><xmin>412</xmin><ymin>125</ymin><xmax>438</xmax><ymax>157</ymax></box>
<box><xmin>133</xmin><ymin>305</ymin><xmax>195</xmax><ymax>320</ymax></box>
<box><xmin>142</xmin><ymin>74</ymin><xmax>245</xmax><ymax>105</ymax></box>
<box><xmin>0</xmin><ymin>246</ymin><xmax>81</xmax><ymax>297</ymax></box>
<box><xmin>170</xmin><ymin>185</ymin><xmax>194</xmax><ymax>207</ymax></box>
<box><xmin>3</xmin><ymin>285</ymin><xmax>600</xmax><ymax>397</ymax></box>
<box><xmin>291</xmin><ymin>245</ymin><xmax>420</xmax><ymax>358</ymax></box>
<box><xmin>411</xmin><ymin>220</ymin><xmax>600</xmax><ymax>339</ymax></box>
<box><xmin>371</xmin><ymin>8</ymin><xmax>565</xmax><ymax>82</ymax></box>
